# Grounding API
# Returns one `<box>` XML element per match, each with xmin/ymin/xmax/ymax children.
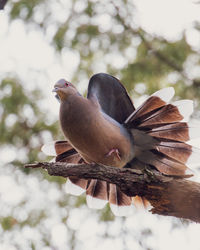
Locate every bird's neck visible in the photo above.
<box><xmin>59</xmin><ymin>94</ymin><xmax>98</xmax><ymax>136</ymax></box>
<box><xmin>59</xmin><ymin>89</ymin><xmax>81</xmax><ymax>102</ymax></box>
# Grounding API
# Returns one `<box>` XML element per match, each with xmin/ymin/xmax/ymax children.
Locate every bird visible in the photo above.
<box><xmin>42</xmin><ymin>73</ymin><xmax>200</xmax><ymax>216</ymax></box>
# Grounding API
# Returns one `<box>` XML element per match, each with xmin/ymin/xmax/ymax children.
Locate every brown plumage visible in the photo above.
<box><xmin>58</xmin><ymin>91</ymin><xmax>134</xmax><ymax>168</ymax></box>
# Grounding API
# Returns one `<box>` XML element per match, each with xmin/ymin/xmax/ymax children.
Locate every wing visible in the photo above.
<box><xmin>87</xmin><ymin>73</ymin><xmax>135</xmax><ymax>124</ymax></box>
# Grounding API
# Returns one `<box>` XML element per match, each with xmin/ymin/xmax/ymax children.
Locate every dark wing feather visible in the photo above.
<box><xmin>87</xmin><ymin>73</ymin><xmax>135</xmax><ymax>123</ymax></box>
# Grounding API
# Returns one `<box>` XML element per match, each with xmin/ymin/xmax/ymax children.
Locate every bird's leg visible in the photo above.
<box><xmin>106</xmin><ymin>149</ymin><xmax>121</xmax><ymax>161</ymax></box>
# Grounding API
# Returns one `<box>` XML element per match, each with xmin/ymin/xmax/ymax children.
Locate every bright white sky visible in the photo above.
<box><xmin>1</xmin><ymin>1</ymin><xmax>200</xmax><ymax>250</ymax></box>
<box><xmin>135</xmin><ymin>0</ymin><xmax>200</xmax><ymax>42</ymax></box>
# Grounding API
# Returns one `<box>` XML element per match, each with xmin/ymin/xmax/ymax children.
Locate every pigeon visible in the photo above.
<box><xmin>42</xmin><ymin>73</ymin><xmax>200</xmax><ymax>216</ymax></box>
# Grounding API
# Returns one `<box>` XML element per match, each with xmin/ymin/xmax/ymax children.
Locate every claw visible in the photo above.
<box><xmin>106</xmin><ymin>149</ymin><xmax>121</xmax><ymax>161</ymax></box>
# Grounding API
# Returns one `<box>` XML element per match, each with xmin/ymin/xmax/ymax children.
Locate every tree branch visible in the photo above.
<box><xmin>25</xmin><ymin>162</ymin><xmax>200</xmax><ymax>223</ymax></box>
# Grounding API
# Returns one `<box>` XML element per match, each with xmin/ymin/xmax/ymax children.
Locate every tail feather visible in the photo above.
<box><xmin>41</xmin><ymin>141</ymin><xmax>57</xmax><ymax>156</ymax></box>
<box><xmin>86</xmin><ymin>180</ymin><xmax>108</xmax><ymax>209</ymax></box>
<box><xmin>147</xmin><ymin>122</ymin><xmax>189</xmax><ymax>141</ymax></box>
<box><xmin>138</xmin><ymin>100</ymin><xmax>193</xmax><ymax>127</ymax></box>
<box><xmin>156</xmin><ymin>141</ymin><xmax>200</xmax><ymax>166</ymax></box>
<box><xmin>125</xmin><ymin>87</ymin><xmax>198</xmax><ymax>176</ymax></box>
<box><xmin>109</xmin><ymin>184</ymin><xmax>133</xmax><ymax>216</ymax></box>
<box><xmin>41</xmin><ymin>140</ymin><xmax>74</xmax><ymax>156</ymax></box>
<box><xmin>125</xmin><ymin>87</ymin><xmax>175</xmax><ymax>124</ymax></box>
<box><xmin>65</xmin><ymin>177</ymin><xmax>88</xmax><ymax>196</ymax></box>
<box><xmin>147</xmin><ymin>122</ymin><xmax>200</xmax><ymax>142</ymax></box>
<box><xmin>156</xmin><ymin>142</ymin><xmax>191</xmax><ymax>164</ymax></box>
<box><xmin>68</xmin><ymin>177</ymin><xmax>88</xmax><ymax>190</ymax></box>
<box><xmin>133</xmin><ymin>196</ymin><xmax>151</xmax><ymax>209</ymax></box>
<box><xmin>55</xmin><ymin>150</ymin><xmax>82</xmax><ymax>163</ymax></box>
<box><xmin>42</xmin><ymin>140</ymin><xmax>88</xmax><ymax>197</ymax></box>
<box><xmin>135</xmin><ymin>145</ymin><xmax>193</xmax><ymax>176</ymax></box>
<box><xmin>54</xmin><ymin>140</ymin><xmax>74</xmax><ymax>155</ymax></box>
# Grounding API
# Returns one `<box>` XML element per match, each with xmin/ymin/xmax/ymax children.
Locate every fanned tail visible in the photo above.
<box><xmin>125</xmin><ymin>87</ymin><xmax>200</xmax><ymax>176</ymax></box>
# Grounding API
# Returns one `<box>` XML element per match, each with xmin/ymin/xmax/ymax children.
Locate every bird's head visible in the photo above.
<box><xmin>53</xmin><ymin>79</ymin><xmax>77</xmax><ymax>101</ymax></box>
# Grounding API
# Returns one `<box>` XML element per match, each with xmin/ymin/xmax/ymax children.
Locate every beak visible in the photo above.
<box><xmin>52</xmin><ymin>87</ymin><xmax>59</xmax><ymax>93</ymax></box>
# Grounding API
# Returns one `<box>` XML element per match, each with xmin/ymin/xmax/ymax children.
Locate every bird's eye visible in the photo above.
<box><xmin>65</xmin><ymin>82</ymin><xmax>69</xmax><ymax>87</ymax></box>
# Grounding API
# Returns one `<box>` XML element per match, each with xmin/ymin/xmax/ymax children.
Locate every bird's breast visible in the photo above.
<box><xmin>60</xmin><ymin>97</ymin><xmax>134</xmax><ymax>167</ymax></box>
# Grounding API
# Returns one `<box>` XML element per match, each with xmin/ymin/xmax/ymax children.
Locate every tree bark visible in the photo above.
<box><xmin>25</xmin><ymin>162</ymin><xmax>200</xmax><ymax>223</ymax></box>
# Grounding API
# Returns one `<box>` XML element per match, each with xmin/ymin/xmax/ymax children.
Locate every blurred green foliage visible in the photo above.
<box><xmin>1</xmin><ymin>216</ymin><xmax>17</xmax><ymax>231</ymax></box>
<box><xmin>0</xmin><ymin>78</ymin><xmax>59</xmax><ymax>167</ymax></box>
<box><xmin>7</xmin><ymin>0</ymin><xmax>200</xmax><ymax>102</ymax></box>
<box><xmin>1</xmin><ymin>0</ymin><xmax>200</xmax><ymax>249</ymax></box>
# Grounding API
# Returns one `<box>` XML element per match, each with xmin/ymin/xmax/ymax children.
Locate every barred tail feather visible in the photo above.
<box><xmin>147</xmin><ymin>123</ymin><xmax>200</xmax><ymax>142</ymax></box>
<box><xmin>138</xmin><ymin>100</ymin><xmax>193</xmax><ymax>127</ymax></box>
<box><xmin>86</xmin><ymin>180</ymin><xmax>108</xmax><ymax>209</ymax></box>
<box><xmin>65</xmin><ymin>177</ymin><xmax>88</xmax><ymax>196</ymax></box>
<box><xmin>109</xmin><ymin>184</ymin><xmax>133</xmax><ymax>216</ymax></box>
<box><xmin>133</xmin><ymin>196</ymin><xmax>151</xmax><ymax>209</ymax></box>
<box><xmin>136</xmin><ymin>150</ymin><xmax>189</xmax><ymax>176</ymax></box>
<box><xmin>125</xmin><ymin>87</ymin><xmax>175</xmax><ymax>124</ymax></box>
<box><xmin>156</xmin><ymin>142</ymin><xmax>200</xmax><ymax>166</ymax></box>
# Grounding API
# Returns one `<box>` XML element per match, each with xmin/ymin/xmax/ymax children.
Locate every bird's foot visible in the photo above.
<box><xmin>106</xmin><ymin>148</ymin><xmax>121</xmax><ymax>161</ymax></box>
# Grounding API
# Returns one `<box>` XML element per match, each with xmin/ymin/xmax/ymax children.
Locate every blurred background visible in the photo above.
<box><xmin>1</xmin><ymin>0</ymin><xmax>200</xmax><ymax>249</ymax></box>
